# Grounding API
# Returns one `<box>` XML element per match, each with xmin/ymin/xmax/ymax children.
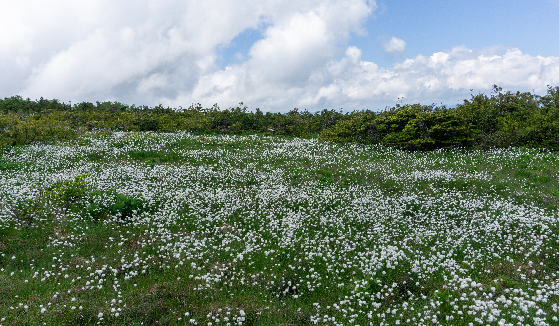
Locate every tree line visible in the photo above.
<box><xmin>1</xmin><ymin>85</ymin><xmax>558</xmax><ymax>150</ymax></box>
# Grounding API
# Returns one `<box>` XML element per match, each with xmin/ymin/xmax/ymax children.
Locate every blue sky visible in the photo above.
<box><xmin>219</xmin><ymin>0</ymin><xmax>559</xmax><ymax>69</ymax></box>
<box><xmin>1</xmin><ymin>0</ymin><xmax>559</xmax><ymax>111</ymax></box>
<box><xmin>357</xmin><ymin>0</ymin><xmax>559</xmax><ymax>66</ymax></box>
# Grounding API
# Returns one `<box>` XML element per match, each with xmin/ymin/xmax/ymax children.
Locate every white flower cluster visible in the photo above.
<box><xmin>0</xmin><ymin>131</ymin><xmax>557</xmax><ymax>325</ymax></box>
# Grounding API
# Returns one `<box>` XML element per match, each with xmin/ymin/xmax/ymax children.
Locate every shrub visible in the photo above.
<box><xmin>318</xmin><ymin>111</ymin><xmax>377</xmax><ymax>144</ymax></box>
<box><xmin>2</xmin><ymin>85</ymin><xmax>559</xmax><ymax>150</ymax></box>
<box><xmin>44</xmin><ymin>174</ymin><xmax>90</xmax><ymax>211</ymax></box>
<box><xmin>85</xmin><ymin>190</ymin><xmax>150</xmax><ymax>222</ymax></box>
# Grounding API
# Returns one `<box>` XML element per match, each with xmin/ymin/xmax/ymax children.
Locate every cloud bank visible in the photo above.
<box><xmin>2</xmin><ymin>0</ymin><xmax>559</xmax><ymax>111</ymax></box>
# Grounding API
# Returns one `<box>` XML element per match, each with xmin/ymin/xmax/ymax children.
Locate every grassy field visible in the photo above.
<box><xmin>1</xmin><ymin>131</ymin><xmax>558</xmax><ymax>326</ymax></box>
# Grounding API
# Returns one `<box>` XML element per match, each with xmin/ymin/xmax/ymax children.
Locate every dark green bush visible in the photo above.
<box><xmin>318</xmin><ymin>111</ymin><xmax>377</xmax><ymax>144</ymax></box>
<box><xmin>43</xmin><ymin>174</ymin><xmax>90</xmax><ymax>211</ymax></box>
<box><xmin>452</xmin><ymin>85</ymin><xmax>559</xmax><ymax>150</ymax></box>
<box><xmin>320</xmin><ymin>105</ymin><xmax>474</xmax><ymax>150</ymax></box>
<box><xmin>0</xmin><ymin>157</ymin><xmax>21</xmax><ymax>171</ymax></box>
<box><xmin>110</xmin><ymin>193</ymin><xmax>147</xmax><ymax>221</ymax></box>
<box><xmin>320</xmin><ymin>85</ymin><xmax>559</xmax><ymax>150</ymax></box>
<box><xmin>86</xmin><ymin>190</ymin><xmax>150</xmax><ymax>222</ymax></box>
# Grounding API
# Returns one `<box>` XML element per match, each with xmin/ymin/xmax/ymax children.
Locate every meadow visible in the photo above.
<box><xmin>1</xmin><ymin>131</ymin><xmax>558</xmax><ymax>325</ymax></box>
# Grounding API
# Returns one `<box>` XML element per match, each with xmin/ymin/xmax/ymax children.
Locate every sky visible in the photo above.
<box><xmin>1</xmin><ymin>0</ymin><xmax>559</xmax><ymax>112</ymax></box>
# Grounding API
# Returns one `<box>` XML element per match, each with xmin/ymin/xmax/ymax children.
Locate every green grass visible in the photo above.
<box><xmin>1</xmin><ymin>131</ymin><xmax>559</xmax><ymax>325</ymax></box>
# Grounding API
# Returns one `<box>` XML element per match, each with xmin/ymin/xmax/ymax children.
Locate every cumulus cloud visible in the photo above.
<box><xmin>181</xmin><ymin>0</ymin><xmax>374</xmax><ymax>109</ymax></box>
<box><xmin>382</xmin><ymin>37</ymin><xmax>406</xmax><ymax>54</ymax></box>
<box><xmin>2</xmin><ymin>1</ymin><xmax>559</xmax><ymax>112</ymax></box>
<box><xmin>189</xmin><ymin>45</ymin><xmax>559</xmax><ymax>111</ymax></box>
<box><xmin>298</xmin><ymin>46</ymin><xmax>559</xmax><ymax>110</ymax></box>
<box><xmin>5</xmin><ymin>0</ymin><xmax>273</xmax><ymax>104</ymax></box>
<box><xmin>1</xmin><ymin>0</ymin><xmax>376</xmax><ymax>107</ymax></box>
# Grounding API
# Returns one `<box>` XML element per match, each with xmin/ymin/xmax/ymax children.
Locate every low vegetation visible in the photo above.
<box><xmin>1</xmin><ymin>132</ymin><xmax>558</xmax><ymax>325</ymax></box>
<box><xmin>1</xmin><ymin>85</ymin><xmax>559</xmax><ymax>150</ymax></box>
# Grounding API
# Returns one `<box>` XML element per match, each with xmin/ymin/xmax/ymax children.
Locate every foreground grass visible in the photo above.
<box><xmin>1</xmin><ymin>132</ymin><xmax>558</xmax><ymax>326</ymax></box>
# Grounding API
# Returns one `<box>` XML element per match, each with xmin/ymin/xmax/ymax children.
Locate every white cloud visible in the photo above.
<box><xmin>382</xmin><ymin>37</ymin><xmax>406</xmax><ymax>54</ymax></box>
<box><xmin>187</xmin><ymin>45</ymin><xmax>559</xmax><ymax>111</ymax></box>
<box><xmin>2</xmin><ymin>0</ymin><xmax>376</xmax><ymax>106</ymax></box>
<box><xmin>137</xmin><ymin>73</ymin><xmax>169</xmax><ymax>94</ymax></box>
<box><xmin>169</xmin><ymin>0</ymin><xmax>376</xmax><ymax>108</ymax></box>
<box><xmin>310</xmin><ymin>46</ymin><xmax>559</xmax><ymax>109</ymax></box>
<box><xmin>2</xmin><ymin>1</ymin><xmax>559</xmax><ymax>112</ymax></box>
